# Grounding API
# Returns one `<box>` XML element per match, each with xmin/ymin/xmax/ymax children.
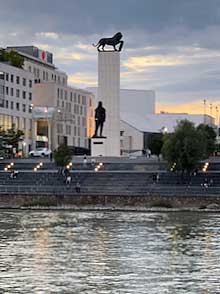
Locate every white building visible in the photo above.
<box><xmin>120</xmin><ymin>113</ymin><xmax>215</xmax><ymax>155</ymax></box>
<box><xmin>87</xmin><ymin>87</ymin><xmax>155</xmax><ymax>116</ymax></box>
<box><xmin>6</xmin><ymin>46</ymin><xmax>95</xmax><ymax>152</ymax></box>
<box><xmin>0</xmin><ymin>61</ymin><xmax>34</xmax><ymax>155</ymax></box>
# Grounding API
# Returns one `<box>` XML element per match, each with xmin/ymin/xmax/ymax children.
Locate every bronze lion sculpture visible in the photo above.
<box><xmin>93</xmin><ymin>32</ymin><xmax>124</xmax><ymax>52</ymax></box>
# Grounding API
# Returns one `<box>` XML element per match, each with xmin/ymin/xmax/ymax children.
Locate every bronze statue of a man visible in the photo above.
<box><xmin>94</xmin><ymin>101</ymin><xmax>106</xmax><ymax>137</ymax></box>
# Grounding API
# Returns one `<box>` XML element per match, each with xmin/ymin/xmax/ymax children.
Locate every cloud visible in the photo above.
<box><xmin>35</xmin><ymin>32</ymin><xmax>59</xmax><ymax>39</ymax></box>
<box><xmin>68</xmin><ymin>72</ymin><xmax>97</xmax><ymax>87</ymax></box>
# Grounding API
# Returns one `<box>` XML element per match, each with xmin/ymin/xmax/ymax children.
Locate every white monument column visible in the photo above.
<box><xmin>97</xmin><ymin>51</ymin><xmax>120</xmax><ymax>156</ymax></box>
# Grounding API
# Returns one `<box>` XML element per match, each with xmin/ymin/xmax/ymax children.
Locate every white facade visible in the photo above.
<box><xmin>87</xmin><ymin>87</ymin><xmax>156</xmax><ymax>116</ymax></box>
<box><xmin>0</xmin><ymin>62</ymin><xmax>34</xmax><ymax>155</ymax></box>
<box><xmin>7</xmin><ymin>46</ymin><xmax>95</xmax><ymax>151</ymax></box>
<box><xmin>120</xmin><ymin>113</ymin><xmax>215</xmax><ymax>153</ymax></box>
<box><xmin>96</xmin><ymin>51</ymin><xmax>120</xmax><ymax>156</ymax></box>
<box><xmin>33</xmin><ymin>83</ymin><xmax>94</xmax><ymax>150</ymax></box>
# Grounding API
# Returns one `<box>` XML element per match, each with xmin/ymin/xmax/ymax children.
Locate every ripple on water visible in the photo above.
<box><xmin>0</xmin><ymin>211</ymin><xmax>219</xmax><ymax>293</ymax></box>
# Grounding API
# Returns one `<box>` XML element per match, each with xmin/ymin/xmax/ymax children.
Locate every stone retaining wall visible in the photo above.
<box><xmin>0</xmin><ymin>193</ymin><xmax>220</xmax><ymax>209</ymax></box>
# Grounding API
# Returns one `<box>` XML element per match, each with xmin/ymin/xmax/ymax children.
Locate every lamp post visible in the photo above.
<box><xmin>22</xmin><ymin>141</ymin><xmax>26</xmax><ymax>158</ymax></box>
<box><xmin>44</xmin><ymin>106</ymin><xmax>49</xmax><ymax>149</ymax></box>
<box><xmin>203</xmin><ymin>99</ymin><xmax>206</xmax><ymax>124</ymax></box>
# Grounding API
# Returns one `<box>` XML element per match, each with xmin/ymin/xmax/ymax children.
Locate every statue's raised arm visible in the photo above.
<box><xmin>93</xmin><ymin>32</ymin><xmax>124</xmax><ymax>52</ymax></box>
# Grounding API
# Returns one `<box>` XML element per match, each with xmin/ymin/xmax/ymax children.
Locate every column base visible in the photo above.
<box><xmin>91</xmin><ymin>137</ymin><xmax>107</xmax><ymax>157</ymax></box>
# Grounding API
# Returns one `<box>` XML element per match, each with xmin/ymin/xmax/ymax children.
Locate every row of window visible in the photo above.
<box><xmin>28</xmin><ymin>65</ymin><xmax>66</xmax><ymax>85</ymax></box>
<box><xmin>3</xmin><ymin>86</ymin><xmax>32</xmax><ymax>100</ymax></box>
<box><xmin>57</xmin><ymin>124</ymin><xmax>87</xmax><ymax>137</ymax></box>
<box><xmin>2</xmin><ymin>99</ymin><xmax>32</xmax><ymax>113</ymax></box>
<box><xmin>2</xmin><ymin>73</ymin><xmax>32</xmax><ymax>87</ymax></box>
<box><xmin>57</xmin><ymin>100</ymin><xmax>86</xmax><ymax>116</ymax></box>
<box><xmin>57</xmin><ymin>89</ymin><xmax>86</xmax><ymax>105</ymax></box>
<box><xmin>0</xmin><ymin>114</ymin><xmax>32</xmax><ymax>134</ymax></box>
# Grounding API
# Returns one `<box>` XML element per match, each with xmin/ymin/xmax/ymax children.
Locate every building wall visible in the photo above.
<box><xmin>86</xmin><ymin>87</ymin><xmax>156</xmax><ymax>116</ymax></box>
<box><xmin>33</xmin><ymin>83</ymin><xmax>94</xmax><ymax>150</ymax></box>
<box><xmin>0</xmin><ymin>62</ymin><xmax>34</xmax><ymax>154</ymax></box>
<box><xmin>120</xmin><ymin>120</ymin><xmax>143</xmax><ymax>154</ymax></box>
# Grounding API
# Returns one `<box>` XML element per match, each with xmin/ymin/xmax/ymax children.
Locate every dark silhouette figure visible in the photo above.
<box><xmin>93</xmin><ymin>32</ymin><xmax>124</xmax><ymax>52</ymax></box>
<box><xmin>94</xmin><ymin>101</ymin><xmax>106</xmax><ymax>137</ymax></box>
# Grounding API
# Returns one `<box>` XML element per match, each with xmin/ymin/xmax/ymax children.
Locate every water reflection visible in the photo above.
<box><xmin>0</xmin><ymin>211</ymin><xmax>219</xmax><ymax>293</ymax></box>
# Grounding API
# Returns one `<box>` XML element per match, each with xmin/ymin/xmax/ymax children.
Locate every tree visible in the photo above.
<box><xmin>0</xmin><ymin>49</ymin><xmax>24</xmax><ymax>68</ymax></box>
<box><xmin>148</xmin><ymin>133</ymin><xmax>163</xmax><ymax>161</ymax></box>
<box><xmin>0</xmin><ymin>125</ymin><xmax>24</xmax><ymax>158</ymax></box>
<box><xmin>162</xmin><ymin>120</ymin><xmax>204</xmax><ymax>173</ymax></box>
<box><xmin>197</xmin><ymin>124</ymin><xmax>216</xmax><ymax>158</ymax></box>
<box><xmin>54</xmin><ymin>144</ymin><xmax>72</xmax><ymax>167</ymax></box>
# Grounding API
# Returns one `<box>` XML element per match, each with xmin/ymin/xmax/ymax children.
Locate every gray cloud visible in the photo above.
<box><xmin>1</xmin><ymin>0</ymin><xmax>220</xmax><ymax>109</ymax></box>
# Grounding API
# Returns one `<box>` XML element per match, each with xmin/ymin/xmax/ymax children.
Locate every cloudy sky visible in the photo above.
<box><xmin>1</xmin><ymin>0</ymin><xmax>220</xmax><ymax>115</ymax></box>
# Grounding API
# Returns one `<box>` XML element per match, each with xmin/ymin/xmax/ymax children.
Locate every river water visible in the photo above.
<box><xmin>0</xmin><ymin>210</ymin><xmax>219</xmax><ymax>293</ymax></box>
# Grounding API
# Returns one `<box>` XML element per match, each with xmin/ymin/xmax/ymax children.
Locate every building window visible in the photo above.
<box><xmin>5</xmin><ymin>73</ymin><xmax>9</xmax><ymax>81</ymax></box>
<box><xmin>57</xmin><ymin>88</ymin><xmax>59</xmax><ymax>98</ymax></box>
<box><xmin>11</xmin><ymin>74</ymin><xmax>14</xmax><ymax>83</ymax></box>
<box><xmin>5</xmin><ymin>87</ymin><xmax>8</xmax><ymax>95</ymax></box>
<box><xmin>16</xmin><ymin>76</ymin><xmax>20</xmax><ymax>84</ymax></box>
<box><xmin>46</xmin><ymin>72</ymin><xmax>48</xmax><ymax>81</ymax></box>
<box><xmin>80</xmin><ymin>106</ymin><xmax>83</xmax><ymax>115</ymax></box>
<box><xmin>74</xmin><ymin>93</ymin><xmax>77</xmax><ymax>102</ymax></box>
<box><xmin>23</xmin><ymin>78</ymin><xmax>26</xmax><ymax>86</ymax></box>
<box><xmin>11</xmin><ymin>101</ymin><xmax>14</xmax><ymax>110</ymax></box>
<box><xmin>78</xmin><ymin>137</ymin><xmax>80</xmax><ymax>147</ymax></box>
<box><xmin>66</xmin><ymin>125</ymin><xmax>71</xmax><ymax>135</ymax></box>
<box><xmin>78</xmin><ymin>127</ymin><xmax>80</xmax><ymax>136</ymax></box>
<box><xmin>73</xmin><ymin>137</ymin><xmax>75</xmax><ymax>146</ymax></box>
<box><xmin>61</xmin><ymin>101</ymin><xmax>64</xmax><ymax>108</ymax></box>
<box><xmin>43</xmin><ymin>71</ymin><xmax>45</xmax><ymax>80</ymax></box>
<box><xmin>29</xmin><ymin>80</ymin><xmax>32</xmax><ymax>88</ymax></box>
<box><xmin>60</xmin><ymin>89</ymin><xmax>63</xmax><ymax>99</ymax></box>
<box><xmin>29</xmin><ymin>105</ymin><xmax>32</xmax><ymax>113</ymax></box>
<box><xmin>10</xmin><ymin>88</ymin><xmax>14</xmax><ymax>96</ymax></box>
<box><xmin>28</xmin><ymin>66</ymin><xmax>32</xmax><ymax>72</ymax></box>
<box><xmin>16</xmin><ymin>102</ymin><xmax>19</xmax><ymax>111</ymax></box>
<box><xmin>78</xmin><ymin>95</ymin><xmax>81</xmax><ymax>104</ymax></box>
<box><xmin>29</xmin><ymin>93</ymin><xmax>32</xmax><ymax>101</ymax></box>
<box><xmin>58</xmin><ymin>76</ymin><xmax>60</xmax><ymax>84</ymax></box>
<box><xmin>16</xmin><ymin>89</ymin><xmax>20</xmax><ymax>98</ymax></box>
<box><xmin>65</xmin><ymin>91</ymin><xmax>67</xmax><ymax>100</ymax></box>
<box><xmin>22</xmin><ymin>91</ymin><xmax>26</xmax><ymax>99</ymax></box>
<box><xmin>22</xmin><ymin>104</ymin><xmax>26</xmax><ymax>112</ymax></box>
<box><xmin>5</xmin><ymin>100</ymin><xmax>8</xmax><ymax>109</ymax></box>
<box><xmin>70</xmin><ymin>92</ymin><xmax>73</xmax><ymax>101</ymax></box>
<box><xmin>0</xmin><ymin>71</ymin><xmax>4</xmax><ymax>80</ymax></box>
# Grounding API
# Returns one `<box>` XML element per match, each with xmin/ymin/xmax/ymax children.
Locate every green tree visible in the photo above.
<box><xmin>197</xmin><ymin>124</ymin><xmax>216</xmax><ymax>158</ymax></box>
<box><xmin>148</xmin><ymin>133</ymin><xmax>163</xmax><ymax>161</ymax></box>
<box><xmin>0</xmin><ymin>49</ymin><xmax>24</xmax><ymax>68</ymax></box>
<box><xmin>162</xmin><ymin>120</ymin><xmax>203</xmax><ymax>173</ymax></box>
<box><xmin>54</xmin><ymin>144</ymin><xmax>72</xmax><ymax>167</ymax></box>
<box><xmin>0</xmin><ymin>125</ymin><xmax>24</xmax><ymax>157</ymax></box>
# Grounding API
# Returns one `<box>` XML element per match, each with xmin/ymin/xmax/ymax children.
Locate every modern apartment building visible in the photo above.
<box><xmin>0</xmin><ymin>61</ymin><xmax>34</xmax><ymax>155</ymax></box>
<box><xmin>6</xmin><ymin>46</ymin><xmax>95</xmax><ymax>152</ymax></box>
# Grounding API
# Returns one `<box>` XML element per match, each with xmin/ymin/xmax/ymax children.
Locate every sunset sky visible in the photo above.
<box><xmin>1</xmin><ymin>0</ymin><xmax>220</xmax><ymax>115</ymax></box>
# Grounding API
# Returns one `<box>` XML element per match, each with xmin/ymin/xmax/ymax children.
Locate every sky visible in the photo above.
<box><xmin>1</xmin><ymin>0</ymin><xmax>220</xmax><ymax>116</ymax></box>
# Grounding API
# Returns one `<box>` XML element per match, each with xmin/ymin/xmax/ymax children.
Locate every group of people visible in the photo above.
<box><xmin>60</xmin><ymin>167</ymin><xmax>81</xmax><ymax>193</ymax></box>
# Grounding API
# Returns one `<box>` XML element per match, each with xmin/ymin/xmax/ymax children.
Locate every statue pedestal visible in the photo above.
<box><xmin>98</xmin><ymin>51</ymin><xmax>120</xmax><ymax>156</ymax></box>
<box><xmin>91</xmin><ymin>137</ymin><xmax>107</xmax><ymax>157</ymax></box>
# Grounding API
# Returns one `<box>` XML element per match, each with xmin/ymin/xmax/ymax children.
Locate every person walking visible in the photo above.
<box><xmin>76</xmin><ymin>182</ymin><xmax>81</xmax><ymax>193</ymax></box>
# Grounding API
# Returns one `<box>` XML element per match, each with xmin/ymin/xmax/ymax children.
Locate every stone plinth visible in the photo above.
<box><xmin>98</xmin><ymin>51</ymin><xmax>120</xmax><ymax>156</ymax></box>
<box><xmin>91</xmin><ymin>137</ymin><xmax>107</xmax><ymax>157</ymax></box>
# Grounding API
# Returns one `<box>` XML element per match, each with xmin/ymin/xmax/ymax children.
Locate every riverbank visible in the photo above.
<box><xmin>0</xmin><ymin>193</ymin><xmax>220</xmax><ymax>211</ymax></box>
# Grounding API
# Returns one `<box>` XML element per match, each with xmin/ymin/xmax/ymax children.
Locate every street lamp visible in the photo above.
<box><xmin>22</xmin><ymin>141</ymin><xmax>26</xmax><ymax>157</ymax></box>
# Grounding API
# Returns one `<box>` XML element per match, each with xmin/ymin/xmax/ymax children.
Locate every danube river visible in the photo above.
<box><xmin>0</xmin><ymin>210</ymin><xmax>219</xmax><ymax>293</ymax></box>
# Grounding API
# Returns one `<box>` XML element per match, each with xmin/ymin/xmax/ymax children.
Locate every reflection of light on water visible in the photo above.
<box><xmin>33</xmin><ymin>227</ymin><xmax>50</xmax><ymax>271</ymax></box>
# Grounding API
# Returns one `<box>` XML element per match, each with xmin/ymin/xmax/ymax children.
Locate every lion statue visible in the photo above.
<box><xmin>93</xmin><ymin>32</ymin><xmax>124</xmax><ymax>52</ymax></box>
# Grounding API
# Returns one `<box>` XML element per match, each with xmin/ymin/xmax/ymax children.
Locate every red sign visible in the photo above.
<box><xmin>41</xmin><ymin>51</ymin><xmax>46</xmax><ymax>60</ymax></box>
